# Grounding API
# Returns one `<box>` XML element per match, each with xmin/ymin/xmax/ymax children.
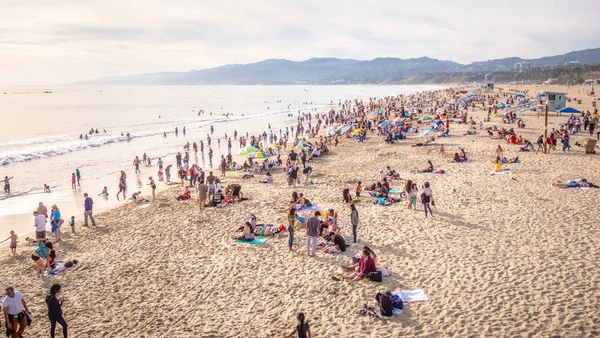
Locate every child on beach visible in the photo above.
<box><xmin>98</xmin><ymin>187</ymin><xmax>109</xmax><ymax>197</ymax></box>
<box><xmin>284</xmin><ymin>312</ymin><xmax>311</xmax><ymax>338</ymax></box>
<box><xmin>355</xmin><ymin>181</ymin><xmax>362</xmax><ymax>197</ymax></box>
<box><xmin>5</xmin><ymin>230</ymin><xmax>18</xmax><ymax>255</ymax></box>
<box><xmin>44</xmin><ymin>184</ymin><xmax>52</xmax><ymax>193</ymax></box>
<box><xmin>70</xmin><ymin>216</ymin><xmax>76</xmax><ymax>234</ymax></box>
<box><xmin>440</xmin><ymin>144</ymin><xmax>445</xmax><ymax>156</ymax></box>
<box><xmin>71</xmin><ymin>173</ymin><xmax>77</xmax><ymax>189</ymax></box>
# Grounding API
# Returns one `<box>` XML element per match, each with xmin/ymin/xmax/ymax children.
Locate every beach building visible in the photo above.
<box><xmin>543</xmin><ymin>91</ymin><xmax>567</xmax><ymax>111</ymax></box>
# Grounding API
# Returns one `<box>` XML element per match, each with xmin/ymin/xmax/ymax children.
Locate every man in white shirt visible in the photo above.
<box><xmin>33</xmin><ymin>210</ymin><xmax>46</xmax><ymax>240</ymax></box>
<box><xmin>2</xmin><ymin>286</ymin><xmax>30</xmax><ymax>338</ymax></box>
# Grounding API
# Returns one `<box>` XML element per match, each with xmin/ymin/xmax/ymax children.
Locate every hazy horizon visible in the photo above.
<box><xmin>2</xmin><ymin>0</ymin><xmax>600</xmax><ymax>85</ymax></box>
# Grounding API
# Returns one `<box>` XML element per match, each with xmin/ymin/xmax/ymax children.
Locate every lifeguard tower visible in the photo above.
<box><xmin>543</xmin><ymin>91</ymin><xmax>567</xmax><ymax>111</ymax></box>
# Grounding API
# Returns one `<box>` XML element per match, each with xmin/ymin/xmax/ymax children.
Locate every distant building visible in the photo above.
<box><xmin>513</xmin><ymin>62</ymin><xmax>531</xmax><ymax>73</ymax></box>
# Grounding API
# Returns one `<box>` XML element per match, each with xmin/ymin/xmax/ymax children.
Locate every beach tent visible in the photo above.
<box><xmin>237</xmin><ymin>146</ymin><xmax>259</xmax><ymax>155</ymax></box>
<box><xmin>557</xmin><ymin>107</ymin><xmax>582</xmax><ymax>114</ymax></box>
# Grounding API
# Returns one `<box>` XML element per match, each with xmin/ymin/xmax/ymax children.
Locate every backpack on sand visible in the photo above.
<box><xmin>375</xmin><ymin>291</ymin><xmax>393</xmax><ymax>317</ymax></box>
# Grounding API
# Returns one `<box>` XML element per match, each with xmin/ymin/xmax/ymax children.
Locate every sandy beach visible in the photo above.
<box><xmin>2</xmin><ymin>84</ymin><xmax>600</xmax><ymax>337</ymax></box>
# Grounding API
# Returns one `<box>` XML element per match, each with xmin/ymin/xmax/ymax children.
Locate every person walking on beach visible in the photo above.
<box><xmin>148</xmin><ymin>177</ymin><xmax>156</xmax><ymax>201</ymax></box>
<box><xmin>220</xmin><ymin>155</ymin><xmax>227</xmax><ymax>178</ymax></box>
<box><xmin>421</xmin><ymin>182</ymin><xmax>434</xmax><ymax>218</ymax></box>
<box><xmin>83</xmin><ymin>193</ymin><xmax>96</xmax><ymax>227</ymax></box>
<box><xmin>34</xmin><ymin>210</ymin><xmax>47</xmax><ymax>241</ymax></box>
<box><xmin>197</xmin><ymin>181</ymin><xmax>208</xmax><ymax>211</ymax></box>
<box><xmin>71</xmin><ymin>173</ymin><xmax>77</xmax><ymax>190</ymax></box>
<box><xmin>46</xmin><ymin>284</ymin><xmax>68</xmax><ymax>338</ymax></box>
<box><xmin>287</xmin><ymin>208</ymin><xmax>296</xmax><ymax>251</ymax></box>
<box><xmin>350</xmin><ymin>203</ymin><xmax>359</xmax><ymax>244</ymax></box>
<box><xmin>133</xmin><ymin>156</ymin><xmax>141</xmax><ymax>173</ymax></box>
<box><xmin>75</xmin><ymin>169</ymin><xmax>81</xmax><ymax>186</ymax></box>
<box><xmin>2</xmin><ymin>286</ymin><xmax>30</xmax><ymax>338</ymax></box>
<box><xmin>283</xmin><ymin>312</ymin><xmax>311</xmax><ymax>338</ymax></box>
<box><xmin>50</xmin><ymin>204</ymin><xmax>63</xmax><ymax>242</ymax></box>
<box><xmin>117</xmin><ymin>171</ymin><xmax>127</xmax><ymax>200</ymax></box>
<box><xmin>306</xmin><ymin>211</ymin><xmax>320</xmax><ymax>257</ymax></box>
<box><xmin>165</xmin><ymin>164</ymin><xmax>172</xmax><ymax>182</ymax></box>
<box><xmin>3</xmin><ymin>176</ymin><xmax>13</xmax><ymax>194</ymax></box>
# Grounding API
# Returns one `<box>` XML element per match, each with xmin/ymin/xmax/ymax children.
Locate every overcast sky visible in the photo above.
<box><xmin>1</xmin><ymin>0</ymin><xmax>599</xmax><ymax>84</ymax></box>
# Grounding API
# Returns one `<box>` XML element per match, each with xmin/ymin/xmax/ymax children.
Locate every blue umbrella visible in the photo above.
<box><xmin>378</xmin><ymin>109</ymin><xmax>385</xmax><ymax>114</ymax></box>
<box><xmin>558</xmin><ymin>107</ymin><xmax>582</xmax><ymax>114</ymax></box>
<box><xmin>378</xmin><ymin>121</ymin><xmax>393</xmax><ymax>127</ymax></box>
<box><xmin>515</xmin><ymin>93</ymin><xmax>525</xmax><ymax>98</ymax></box>
<box><xmin>497</xmin><ymin>103</ymin><xmax>506</xmax><ymax>108</ymax></box>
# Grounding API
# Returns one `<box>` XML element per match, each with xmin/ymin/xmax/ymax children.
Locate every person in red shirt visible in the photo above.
<box><xmin>342</xmin><ymin>249</ymin><xmax>376</xmax><ymax>281</ymax></box>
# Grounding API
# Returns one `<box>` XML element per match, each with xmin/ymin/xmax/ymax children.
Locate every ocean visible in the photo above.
<box><xmin>0</xmin><ymin>84</ymin><xmax>440</xmax><ymax>239</ymax></box>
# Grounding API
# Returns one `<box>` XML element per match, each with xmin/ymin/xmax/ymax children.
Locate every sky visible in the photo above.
<box><xmin>1</xmin><ymin>0</ymin><xmax>600</xmax><ymax>85</ymax></box>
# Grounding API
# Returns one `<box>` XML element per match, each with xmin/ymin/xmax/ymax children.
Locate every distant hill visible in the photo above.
<box><xmin>78</xmin><ymin>48</ymin><xmax>600</xmax><ymax>85</ymax></box>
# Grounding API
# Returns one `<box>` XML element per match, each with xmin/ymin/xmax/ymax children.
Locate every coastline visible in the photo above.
<box><xmin>2</xmin><ymin>84</ymin><xmax>600</xmax><ymax>337</ymax></box>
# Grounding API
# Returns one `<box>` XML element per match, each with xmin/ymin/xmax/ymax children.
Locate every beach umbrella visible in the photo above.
<box><xmin>497</xmin><ymin>103</ymin><xmax>506</xmax><ymax>108</ymax></box>
<box><xmin>378</xmin><ymin>109</ymin><xmax>385</xmax><ymax>114</ymax></box>
<box><xmin>418</xmin><ymin>115</ymin><xmax>433</xmax><ymax>121</ymax></box>
<box><xmin>236</xmin><ymin>146</ymin><xmax>259</xmax><ymax>155</ymax></box>
<box><xmin>557</xmin><ymin>107</ymin><xmax>582</xmax><ymax>114</ymax></box>
<box><xmin>378</xmin><ymin>121</ymin><xmax>393</xmax><ymax>127</ymax></box>
<box><xmin>339</xmin><ymin>125</ymin><xmax>352</xmax><ymax>134</ymax></box>
<box><xmin>515</xmin><ymin>93</ymin><xmax>525</xmax><ymax>98</ymax></box>
<box><xmin>467</xmin><ymin>93</ymin><xmax>476</xmax><ymax>97</ymax></box>
<box><xmin>251</xmin><ymin>151</ymin><xmax>268</xmax><ymax>159</ymax></box>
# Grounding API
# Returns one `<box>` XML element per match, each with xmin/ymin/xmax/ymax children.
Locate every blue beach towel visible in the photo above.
<box><xmin>236</xmin><ymin>237</ymin><xmax>269</xmax><ymax>245</ymax></box>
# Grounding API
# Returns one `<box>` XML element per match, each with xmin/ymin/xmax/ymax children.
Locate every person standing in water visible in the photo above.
<box><xmin>148</xmin><ymin>177</ymin><xmax>156</xmax><ymax>201</ymax></box>
<box><xmin>75</xmin><ymin>169</ymin><xmax>81</xmax><ymax>186</ymax></box>
<box><xmin>3</xmin><ymin>176</ymin><xmax>13</xmax><ymax>194</ymax></box>
<box><xmin>116</xmin><ymin>171</ymin><xmax>127</xmax><ymax>200</ymax></box>
<box><xmin>133</xmin><ymin>156</ymin><xmax>141</xmax><ymax>173</ymax></box>
<box><xmin>70</xmin><ymin>173</ymin><xmax>76</xmax><ymax>190</ymax></box>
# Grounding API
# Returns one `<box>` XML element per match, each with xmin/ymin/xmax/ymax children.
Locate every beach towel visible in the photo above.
<box><xmin>393</xmin><ymin>289</ymin><xmax>429</xmax><ymax>303</ymax></box>
<box><xmin>410</xmin><ymin>170</ymin><xmax>446</xmax><ymax>174</ymax></box>
<box><xmin>139</xmin><ymin>204</ymin><xmax>151</xmax><ymax>209</ymax></box>
<box><xmin>297</xmin><ymin>204</ymin><xmax>320</xmax><ymax>213</ymax></box>
<box><xmin>447</xmin><ymin>159</ymin><xmax>472</xmax><ymax>163</ymax></box>
<box><xmin>490</xmin><ymin>169</ymin><xmax>511</xmax><ymax>175</ymax></box>
<box><xmin>235</xmin><ymin>237</ymin><xmax>269</xmax><ymax>245</ymax></box>
<box><xmin>388</xmin><ymin>189</ymin><xmax>403</xmax><ymax>194</ymax></box>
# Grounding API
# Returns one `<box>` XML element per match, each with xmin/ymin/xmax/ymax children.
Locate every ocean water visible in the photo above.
<box><xmin>0</xmin><ymin>85</ymin><xmax>440</xmax><ymax>238</ymax></box>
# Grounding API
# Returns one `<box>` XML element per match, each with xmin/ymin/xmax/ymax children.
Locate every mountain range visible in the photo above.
<box><xmin>78</xmin><ymin>47</ymin><xmax>600</xmax><ymax>85</ymax></box>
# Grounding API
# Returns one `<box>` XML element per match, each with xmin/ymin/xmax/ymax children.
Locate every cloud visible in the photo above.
<box><xmin>0</xmin><ymin>0</ymin><xmax>599</xmax><ymax>84</ymax></box>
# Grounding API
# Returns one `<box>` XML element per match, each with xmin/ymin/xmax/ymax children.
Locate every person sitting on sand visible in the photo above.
<box><xmin>375</xmin><ymin>182</ymin><xmax>389</xmax><ymax>199</ymax></box>
<box><xmin>259</xmin><ymin>172</ymin><xmax>273</xmax><ymax>184</ymax></box>
<box><xmin>552</xmin><ymin>179</ymin><xmax>599</xmax><ymax>188</ymax></box>
<box><xmin>322</xmin><ymin>232</ymin><xmax>346</xmax><ymax>253</ymax></box>
<box><xmin>342</xmin><ymin>246</ymin><xmax>377</xmax><ymax>270</ymax></box>
<box><xmin>423</xmin><ymin>160</ymin><xmax>434</xmax><ymax>173</ymax></box>
<box><xmin>453</xmin><ymin>148</ymin><xmax>468</xmax><ymax>162</ymax></box>
<box><xmin>342</xmin><ymin>249</ymin><xmax>376</xmax><ymax>281</ymax></box>
<box><xmin>98</xmin><ymin>186</ymin><xmax>109</xmax><ymax>197</ymax></box>
<box><xmin>229</xmin><ymin>184</ymin><xmax>243</xmax><ymax>201</ymax></box>
<box><xmin>210</xmin><ymin>190</ymin><xmax>225</xmax><ymax>207</ymax></box>
<box><xmin>494</xmin><ymin>157</ymin><xmax>502</xmax><ymax>173</ymax></box>
<box><xmin>386</xmin><ymin>166</ymin><xmax>400</xmax><ymax>179</ymax></box>
<box><xmin>175</xmin><ymin>187</ymin><xmax>191</xmax><ymax>201</ymax></box>
<box><xmin>235</xmin><ymin>222</ymin><xmax>255</xmax><ymax>242</ymax></box>
<box><xmin>342</xmin><ymin>188</ymin><xmax>353</xmax><ymax>203</ymax></box>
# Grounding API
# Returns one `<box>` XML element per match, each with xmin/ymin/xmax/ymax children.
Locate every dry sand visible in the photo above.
<box><xmin>2</xmin><ymin>85</ymin><xmax>600</xmax><ymax>337</ymax></box>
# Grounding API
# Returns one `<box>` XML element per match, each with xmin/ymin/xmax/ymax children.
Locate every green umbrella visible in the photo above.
<box><xmin>418</xmin><ymin>115</ymin><xmax>433</xmax><ymax>121</ymax></box>
<box><xmin>236</xmin><ymin>146</ymin><xmax>259</xmax><ymax>155</ymax></box>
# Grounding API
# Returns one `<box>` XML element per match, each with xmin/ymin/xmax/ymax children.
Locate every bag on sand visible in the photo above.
<box><xmin>420</xmin><ymin>192</ymin><xmax>430</xmax><ymax>204</ymax></box>
<box><xmin>368</xmin><ymin>271</ymin><xmax>383</xmax><ymax>282</ymax></box>
<box><xmin>375</xmin><ymin>291</ymin><xmax>393</xmax><ymax>317</ymax></box>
